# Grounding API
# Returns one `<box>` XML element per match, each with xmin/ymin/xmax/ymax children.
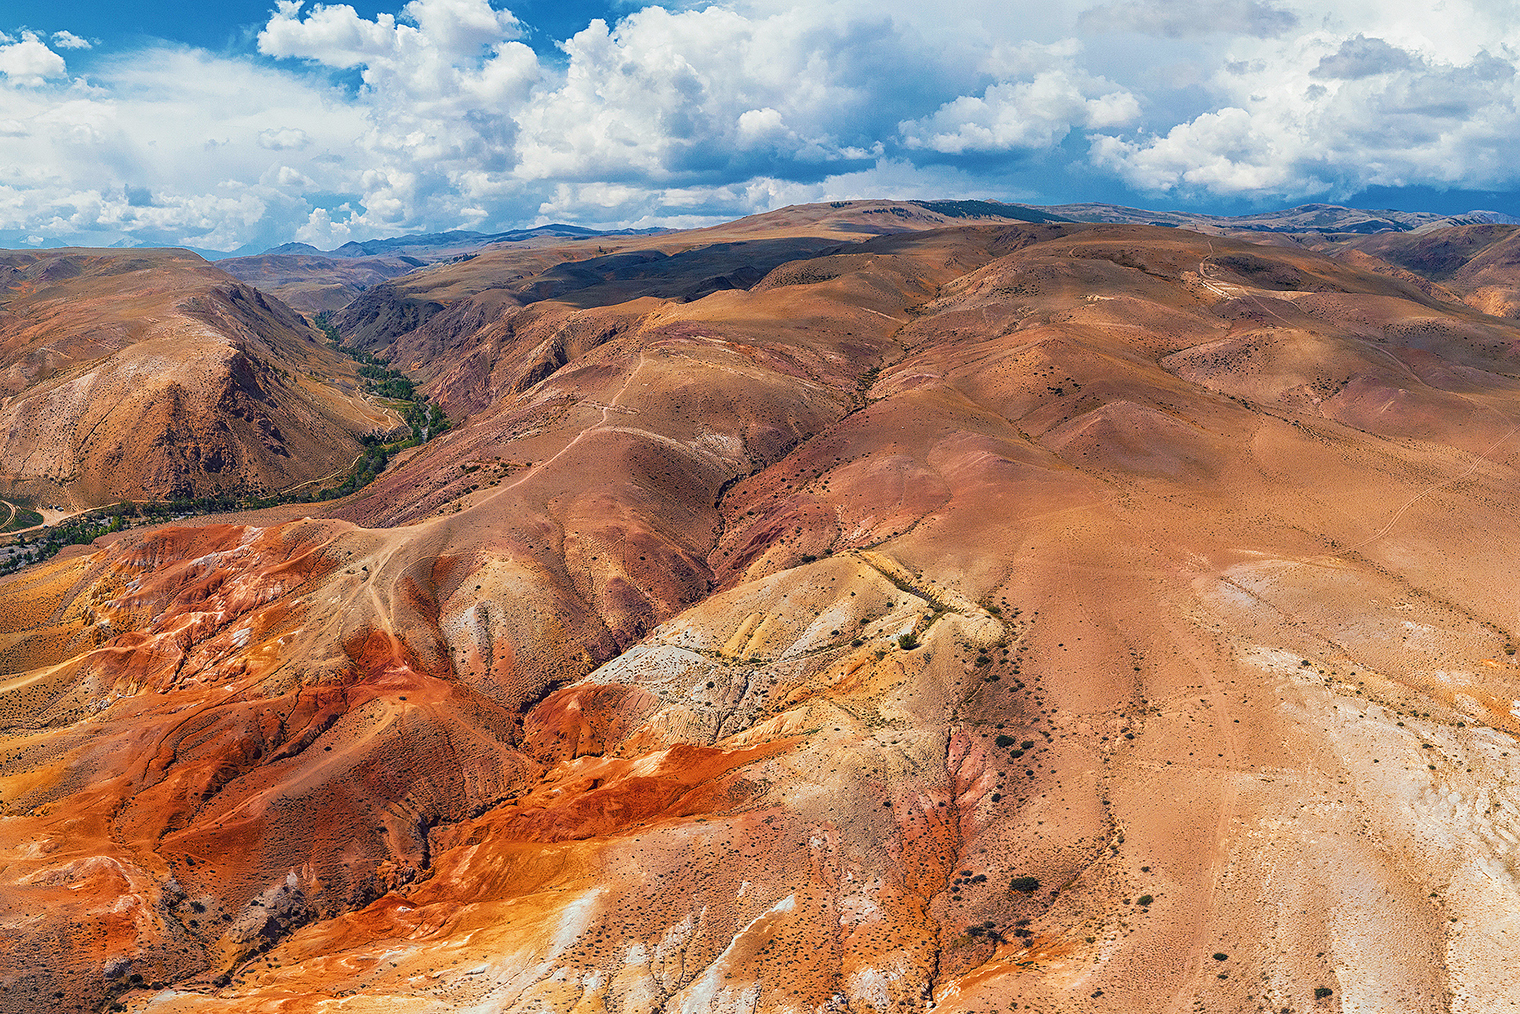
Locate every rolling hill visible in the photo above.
<box><xmin>0</xmin><ymin>249</ymin><xmax>401</xmax><ymax>509</ymax></box>
<box><xmin>4</xmin><ymin>208</ymin><xmax>1520</xmax><ymax>1012</ymax></box>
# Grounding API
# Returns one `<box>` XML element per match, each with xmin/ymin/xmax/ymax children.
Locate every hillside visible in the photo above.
<box><xmin>1047</xmin><ymin>201</ymin><xmax>1513</xmax><ymax>234</ymax></box>
<box><xmin>214</xmin><ymin>251</ymin><xmax>424</xmax><ymax>314</ymax></box>
<box><xmin>4</xmin><ymin>214</ymin><xmax>1520</xmax><ymax>1012</ymax></box>
<box><xmin>0</xmin><ymin>249</ymin><xmax>401</xmax><ymax>509</ymax></box>
<box><xmin>1329</xmin><ymin>224</ymin><xmax>1520</xmax><ymax>319</ymax></box>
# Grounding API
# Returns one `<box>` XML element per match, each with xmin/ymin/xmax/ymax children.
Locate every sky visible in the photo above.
<box><xmin>2</xmin><ymin>0</ymin><xmax>1518</xmax><ymax>253</ymax></box>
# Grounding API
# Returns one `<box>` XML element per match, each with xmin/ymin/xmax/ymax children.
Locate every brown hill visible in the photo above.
<box><xmin>1337</xmin><ymin>224</ymin><xmax>1520</xmax><ymax>318</ymax></box>
<box><xmin>0</xmin><ymin>249</ymin><xmax>401</xmax><ymax>509</ymax></box>
<box><xmin>4</xmin><ymin>216</ymin><xmax>1520</xmax><ymax>1012</ymax></box>
<box><xmin>214</xmin><ymin>251</ymin><xmax>423</xmax><ymax>314</ymax></box>
<box><xmin>1048</xmin><ymin>200</ymin><xmax>1505</xmax><ymax>234</ymax></box>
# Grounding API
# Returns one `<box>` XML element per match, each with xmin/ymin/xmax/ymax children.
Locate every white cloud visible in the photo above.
<box><xmin>0</xmin><ymin>32</ymin><xmax>67</xmax><ymax>85</ymax></box>
<box><xmin>258</xmin><ymin>0</ymin><xmax>537</xmax><ymax>109</ymax></box>
<box><xmin>1311</xmin><ymin>35</ymin><xmax>1418</xmax><ymax>79</ymax></box>
<box><xmin>509</xmin><ymin>7</ymin><xmax>901</xmax><ymax>181</ymax></box>
<box><xmin>6</xmin><ymin>1</ymin><xmax>1520</xmax><ymax>252</ymax></box>
<box><xmin>1078</xmin><ymin>0</ymin><xmax>1298</xmax><ymax>39</ymax></box>
<box><xmin>1092</xmin><ymin>31</ymin><xmax>1520</xmax><ymax>198</ymax></box>
<box><xmin>258</xmin><ymin>127</ymin><xmax>311</xmax><ymax>150</ymax></box>
<box><xmin>51</xmin><ymin>31</ymin><xmax>91</xmax><ymax>50</ymax></box>
<box><xmin>901</xmin><ymin>70</ymin><xmax>1139</xmax><ymax>153</ymax></box>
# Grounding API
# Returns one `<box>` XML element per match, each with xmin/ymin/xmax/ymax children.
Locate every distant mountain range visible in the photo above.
<box><xmin>114</xmin><ymin>203</ymin><xmax>1520</xmax><ymax>265</ymax></box>
<box><xmin>261</xmin><ymin>223</ymin><xmax>668</xmax><ymax>259</ymax></box>
<box><xmin>891</xmin><ymin>198</ymin><xmax>1518</xmax><ymax>234</ymax></box>
<box><xmin>253</xmin><ymin>203</ymin><xmax>1519</xmax><ymax>260</ymax></box>
<box><xmin>1037</xmin><ymin>201</ymin><xmax>1520</xmax><ymax>233</ymax></box>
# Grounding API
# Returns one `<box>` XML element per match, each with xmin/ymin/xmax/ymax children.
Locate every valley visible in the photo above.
<box><xmin>3</xmin><ymin>204</ymin><xmax>1520</xmax><ymax>1013</ymax></box>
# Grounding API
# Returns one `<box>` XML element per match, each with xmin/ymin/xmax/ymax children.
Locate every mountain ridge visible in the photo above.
<box><xmin>6</xmin><ymin>213</ymin><xmax>1520</xmax><ymax>1011</ymax></box>
<box><xmin>0</xmin><ymin>248</ymin><xmax>401</xmax><ymax>510</ymax></box>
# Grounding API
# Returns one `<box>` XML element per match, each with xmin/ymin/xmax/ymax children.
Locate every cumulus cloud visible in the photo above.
<box><xmin>1078</xmin><ymin>0</ymin><xmax>1298</xmax><ymax>38</ymax></box>
<box><xmin>1311</xmin><ymin>35</ymin><xmax>1419</xmax><ymax>79</ymax></box>
<box><xmin>0</xmin><ymin>32</ymin><xmax>67</xmax><ymax>85</ymax></box>
<box><xmin>509</xmin><ymin>7</ymin><xmax>899</xmax><ymax>181</ymax></box>
<box><xmin>1092</xmin><ymin>37</ymin><xmax>1520</xmax><ymax>198</ymax></box>
<box><xmin>258</xmin><ymin>127</ymin><xmax>311</xmax><ymax>150</ymax></box>
<box><xmin>258</xmin><ymin>0</ymin><xmax>537</xmax><ymax>108</ymax></box>
<box><xmin>901</xmin><ymin>71</ymin><xmax>1139</xmax><ymax>153</ymax></box>
<box><xmin>7</xmin><ymin>1</ymin><xmax>1520</xmax><ymax>251</ymax></box>
<box><xmin>51</xmin><ymin>31</ymin><xmax>91</xmax><ymax>50</ymax></box>
<box><xmin>0</xmin><ymin>43</ymin><xmax>366</xmax><ymax>248</ymax></box>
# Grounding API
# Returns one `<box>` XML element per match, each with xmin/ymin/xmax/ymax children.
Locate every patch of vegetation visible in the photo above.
<box><xmin>0</xmin><ymin>505</ymin><xmax>43</xmax><ymax>532</ymax></box>
<box><xmin>1010</xmin><ymin>876</ymin><xmax>1040</xmax><ymax>893</ymax></box>
<box><xmin>1315</xmin><ymin>987</ymin><xmax>1334</xmax><ymax>1000</ymax></box>
<box><xmin>0</xmin><ymin>504</ymin><xmax>130</xmax><ymax>576</ymax></box>
<box><xmin>314</xmin><ymin>310</ymin><xmax>450</xmax><ymax>445</ymax></box>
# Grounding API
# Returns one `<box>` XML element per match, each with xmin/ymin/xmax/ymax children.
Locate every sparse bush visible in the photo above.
<box><xmin>1010</xmin><ymin>876</ymin><xmax>1040</xmax><ymax>893</ymax></box>
<box><xmin>1315</xmin><ymin>987</ymin><xmax>1333</xmax><ymax>1000</ymax></box>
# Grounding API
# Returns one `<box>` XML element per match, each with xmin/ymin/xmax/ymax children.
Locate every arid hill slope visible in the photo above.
<box><xmin>1334</xmin><ymin>224</ymin><xmax>1520</xmax><ymax>319</ymax></box>
<box><xmin>0</xmin><ymin>249</ymin><xmax>400</xmax><ymax>508</ymax></box>
<box><xmin>5</xmin><ymin>218</ymin><xmax>1520</xmax><ymax>1013</ymax></box>
<box><xmin>215</xmin><ymin>251</ymin><xmax>424</xmax><ymax>314</ymax></box>
<box><xmin>1051</xmin><ymin>201</ymin><xmax>1511</xmax><ymax>234</ymax></box>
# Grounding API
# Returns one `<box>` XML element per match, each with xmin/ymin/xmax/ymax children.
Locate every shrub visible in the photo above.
<box><xmin>995</xmin><ymin>735</ymin><xmax>1016</xmax><ymax>748</ymax></box>
<box><xmin>1315</xmin><ymin>987</ymin><xmax>1333</xmax><ymax>1000</ymax></box>
<box><xmin>897</xmin><ymin>631</ymin><xmax>919</xmax><ymax>650</ymax></box>
<box><xmin>1137</xmin><ymin>895</ymin><xmax>1153</xmax><ymax>906</ymax></box>
<box><xmin>1010</xmin><ymin>876</ymin><xmax>1040</xmax><ymax>893</ymax></box>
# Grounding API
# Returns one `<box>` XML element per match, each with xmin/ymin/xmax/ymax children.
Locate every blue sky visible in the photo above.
<box><xmin>1</xmin><ymin>0</ymin><xmax>624</xmax><ymax>58</ymax></box>
<box><xmin>2</xmin><ymin>0</ymin><xmax>1517</xmax><ymax>252</ymax></box>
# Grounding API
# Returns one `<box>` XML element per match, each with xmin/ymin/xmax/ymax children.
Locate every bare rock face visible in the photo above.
<box><xmin>6</xmin><ymin>211</ymin><xmax>1520</xmax><ymax>1012</ymax></box>
<box><xmin>0</xmin><ymin>249</ymin><xmax>398</xmax><ymax>508</ymax></box>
